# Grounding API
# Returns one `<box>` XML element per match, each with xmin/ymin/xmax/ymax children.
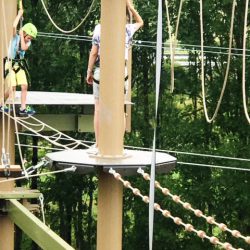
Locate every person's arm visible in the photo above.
<box><xmin>19</xmin><ymin>29</ymin><xmax>30</xmax><ymax>51</ymax></box>
<box><xmin>13</xmin><ymin>9</ymin><xmax>23</xmax><ymax>36</ymax></box>
<box><xmin>126</xmin><ymin>0</ymin><xmax>143</xmax><ymax>31</ymax></box>
<box><xmin>86</xmin><ymin>45</ymin><xmax>99</xmax><ymax>84</ymax></box>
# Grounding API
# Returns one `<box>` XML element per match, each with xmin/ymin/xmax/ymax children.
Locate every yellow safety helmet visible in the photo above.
<box><xmin>22</xmin><ymin>23</ymin><xmax>38</xmax><ymax>39</ymax></box>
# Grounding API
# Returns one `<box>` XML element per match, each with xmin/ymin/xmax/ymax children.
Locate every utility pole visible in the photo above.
<box><xmin>0</xmin><ymin>1</ymin><xmax>17</xmax><ymax>249</ymax></box>
<box><xmin>97</xmin><ymin>0</ymin><xmax>126</xmax><ymax>249</ymax></box>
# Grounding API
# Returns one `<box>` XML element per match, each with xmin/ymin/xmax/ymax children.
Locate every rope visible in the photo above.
<box><xmin>125</xmin><ymin>144</ymin><xmax>250</xmax><ymax>164</ymax></box>
<box><xmin>138</xmin><ymin>168</ymin><xmax>250</xmax><ymax>245</ymax></box>
<box><xmin>200</xmin><ymin>0</ymin><xmax>236</xmax><ymax>123</ymax></box>
<box><xmin>16</xmin><ymin>143</ymin><xmax>63</xmax><ymax>152</ymax></box>
<box><xmin>1</xmin><ymin>0</ymin><xmax>27</xmax><ymax>177</ymax></box>
<box><xmin>177</xmin><ymin>161</ymin><xmax>250</xmax><ymax>172</ymax></box>
<box><xmin>242</xmin><ymin>0</ymin><xmax>250</xmax><ymax>124</ymax></box>
<box><xmin>37</xmin><ymin>31</ymin><xmax>250</xmax><ymax>56</ymax></box>
<box><xmin>165</xmin><ymin>0</ymin><xmax>184</xmax><ymax>93</ymax></box>
<box><xmin>27</xmin><ymin>116</ymin><xmax>89</xmax><ymax>148</ymax></box>
<box><xmin>0</xmin><ymin>166</ymin><xmax>76</xmax><ymax>184</ymax></box>
<box><xmin>148</xmin><ymin>1</ymin><xmax>163</xmax><ymax>248</ymax></box>
<box><xmin>165</xmin><ymin>0</ymin><xmax>174</xmax><ymax>91</ymax></box>
<box><xmin>1</xmin><ymin>0</ymin><xmax>8</xmax><ymax>171</ymax></box>
<box><xmin>37</xmin><ymin>31</ymin><xmax>250</xmax><ymax>58</ymax></box>
<box><xmin>109</xmin><ymin>168</ymin><xmax>242</xmax><ymax>250</ymax></box>
<box><xmin>40</xmin><ymin>0</ymin><xmax>96</xmax><ymax>34</ymax></box>
<box><xmin>5</xmin><ymin>113</ymin><xmax>89</xmax><ymax>150</ymax></box>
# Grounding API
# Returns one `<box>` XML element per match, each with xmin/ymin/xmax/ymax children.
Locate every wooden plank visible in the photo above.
<box><xmin>7</xmin><ymin>199</ymin><xmax>75</xmax><ymax>250</ymax></box>
<box><xmin>0</xmin><ymin>165</ymin><xmax>22</xmax><ymax>177</ymax></box>
<box><xmin>0</xmin><ymin>189</ymin><xmax>41</xmax><ymax>199</ymax></box>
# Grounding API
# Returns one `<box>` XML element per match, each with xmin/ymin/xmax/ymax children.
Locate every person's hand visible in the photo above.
<box><xmin>18</xmin><ymin>9</ymin><xmax>24</xmax><ymax>17</ymax></box>
<box><xmin>126</xmin><ymin>0</ymin><xmax>134</xmax><ymax>9</ymax></box>
<box><xmin>86</xmin><ymin>71</ymin><xmax>93</xmax><ymax>85</ymax></box>
<box><xmin>19</xmin><ymin>29</ymin><xmax>24</xmax><ymax>37</ymax></box>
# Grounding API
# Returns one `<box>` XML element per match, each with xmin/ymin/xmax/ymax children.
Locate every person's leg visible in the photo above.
<box><xmin>20</xmin><ymin>84</ymin><xmax>27</xmax><ymax>110</ymax></box>
<box><xmin>94</xmin><ymin>98</ymin><xmax>99</xmax><ymax>147</ymax></box>
<box><xmin>1</xmin><ymin>64</ymin><xmax>16</xmax><ymax>110</ymax></box>
<box><xmin>93</xmin><ymin>67</ymin><xmax>100</xmax><ymax>147</ymax></box>
<box><xmin>16</xmin><ymin>67</ymin><xmax>28</xmax><ymax>110</ymax></box>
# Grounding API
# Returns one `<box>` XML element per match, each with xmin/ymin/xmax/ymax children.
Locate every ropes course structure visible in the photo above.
<box><xmin>1</xmin><ymin>0</ymin><xmax>28</xmax><ymax>177</ymax></box>
<box><xmin>137</xmin><ymin>168</ymin><xmax>250</xmax><ymax>246</ymax></box>
<box><xmin>242</xmin><ymin>0</ymin><xmax>250</xmax><ymax>124</ymax></box>
<box><xmin>38</xmin><ymin>31</ymin><xmax>250</xmax><ymax>58</ymax></box>
<box><xmin>5</xmin><ymin>112</ymin><xmax>90</xmax><ymax>150</ymax></box>
<box><xmin>40</xmin><ymin>0</ymin><xmax>96</xmax><ymax>34</ymax></box>
<box><xmin>199</xmin><ymin>0</ymin><xmax>236</xmax><ymax>123</ymax></box>
<box><xmin>109</xmin><ymin>168</ymin><xmax>248</xmax><ymax>250</ymax></box>
<box><xmin>0</xmin><ymin>0</ymin><xmax>249</xmax><ymax>249</ymax></box>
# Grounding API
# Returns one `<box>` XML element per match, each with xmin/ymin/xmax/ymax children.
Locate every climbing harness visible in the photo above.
<box><xmin>93</xmin><ymin>75</ymin><xmax>129</xmax><ymax>84</ymax></box>
<box><xmin>4</xmin><ymin>57</ymin><xmax>31</xmax><ymax>84</ymax></box>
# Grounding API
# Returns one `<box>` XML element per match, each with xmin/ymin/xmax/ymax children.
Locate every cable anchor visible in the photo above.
<box><xmin>1</xmin><ymin>152</ymin><xmax>11</xmax><ymax>177</ymax></box>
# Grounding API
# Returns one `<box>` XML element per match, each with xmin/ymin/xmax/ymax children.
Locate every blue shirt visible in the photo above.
<box><xmin>8</xmin><ymin>34</ymin><xmax>31</xmax><ymax>59</ymax></box>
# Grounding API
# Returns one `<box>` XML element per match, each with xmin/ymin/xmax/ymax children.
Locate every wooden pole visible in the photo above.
<box><xmin>98</xmin><ymin>0</ymin><xmax>126</xmax><ymax>157</ymax></box>
<box><xmin>0</xmin><ymin>0</ymin><xmax>17</xmax><ymax>249</ymax></box>
<box><xmin>97</xmin><ymin>0</ymin><xmax>126</xmax><ymax>250</ymax></box>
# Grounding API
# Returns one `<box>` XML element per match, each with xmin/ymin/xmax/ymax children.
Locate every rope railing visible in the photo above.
<box><xmin>109</xmin><ymin>168</ymin><xmax>243</xmax><ymax>250</ymax></box>
<box><xmin>137</xmin><ymin>168</ymin><xmax>250</xmax><ymax>246</ymax></box>
<box><xmin>5</xmin><ymin>113</ymin><xmax>89</xmax><ymax>150</ymax></box>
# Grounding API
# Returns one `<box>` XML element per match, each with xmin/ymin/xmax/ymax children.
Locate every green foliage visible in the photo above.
<box><xmin>13</xmin><ymin>0</ymin><xmax>250</xmax><ymax>249</ymax></box>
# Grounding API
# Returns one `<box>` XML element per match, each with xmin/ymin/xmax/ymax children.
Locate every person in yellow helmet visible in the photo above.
<box><xmin>1</xmin><ymin>9</ymin><xmax>38</xmax><ymax>115</ymax></box>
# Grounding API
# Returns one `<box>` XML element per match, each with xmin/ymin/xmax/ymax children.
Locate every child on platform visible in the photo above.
<box><xmin>1</xmin><ymin>9</ymin><xmax>37</xmax><ymax>115</ymax></box>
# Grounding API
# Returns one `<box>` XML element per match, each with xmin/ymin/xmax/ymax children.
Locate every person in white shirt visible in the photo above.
<box><xmin>86</xmin><ymin>0</ymin><xmax>143</xmax><ymax>151</ymax></box>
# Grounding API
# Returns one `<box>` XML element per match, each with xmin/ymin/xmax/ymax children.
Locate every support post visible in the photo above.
<box><xmin>98</xmin><ymin>0</ymin><xmax>126</xmax><ymax>156</ymax></box>
<box><xmin>0</xmin><ymin>0</ymin><xmax>17</xmax><ymax>249</ymax></box>
<box><xmin>97</xmin><ymin>0</ymin><xmax>126</xmax><ymax>249</ymax></box>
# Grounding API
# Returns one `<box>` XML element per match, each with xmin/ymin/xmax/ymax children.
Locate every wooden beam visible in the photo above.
<box><xmin>20</xmin><ymin>114</ymin><xmax>94</xmax><ymax>132</ymax></box>
<box><xmin>7</xmin><ymin>199</ymin><xmax>74</xmax><ymax>250</ymax></box>
<box><xmin>97</xmin><ymin>0</ymin><xmax>125</xmax><ymax>249</ymax></box>
<box><xmin>0</xmin><ymin>165</ymin><xmax>21</xmax><ymax>177</ymax></box>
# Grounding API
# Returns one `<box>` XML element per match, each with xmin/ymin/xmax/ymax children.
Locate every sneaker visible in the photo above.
<box><xmin>86</xmin><ymin>144</ymin><xmax>98</xmax><ymax>155</ymax></box>
<box><xmin>0</xmin><ymin>105</ymin><xmax>12</xmax><ymax>113</ymax></box>
<box><xmin>19</xmin><ymin>106</ymin><xmax>36</xmax><ymax>116</ymax></box>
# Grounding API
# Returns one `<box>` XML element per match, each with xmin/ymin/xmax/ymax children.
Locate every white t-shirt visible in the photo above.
<box><xmin>92</xmin><ymin>23</ymin><xmax>137</xmax><ymax>61</ymax></box>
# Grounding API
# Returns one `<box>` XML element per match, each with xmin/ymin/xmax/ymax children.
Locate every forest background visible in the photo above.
<box><xmin>13</xmin><ymin>0</ymin><xmax>250</xmax><ymax>249</ymax></box>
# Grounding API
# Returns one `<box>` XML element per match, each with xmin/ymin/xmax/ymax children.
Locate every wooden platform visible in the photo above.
<box><xmin>0</xmin><ymin>165</ymin><xmax>22</xmax><ymax>178</ymax></box>
<box><xmin>6</xmin><ymin>91</ymin><xmax>132</xmax><ymax>105</ymax></box>
<box><xmin>46</xmin><ymin>149</ymin><xmax>177</xmax><ymax>176</ymax></box>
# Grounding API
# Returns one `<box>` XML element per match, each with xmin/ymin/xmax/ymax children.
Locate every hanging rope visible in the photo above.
<box><xmin>1</xmin><ymin>0</ymin><xmax>29</xmax><ymax>177</ymax></box>
<box><xmin>40</xmin><ymin>0</ymin><xmax>96</xmax><ymax>34</ymax></box>
<box><xmin>1</xmin><ymin>0</ymin><xmax>15</xmax><ymax>177</ymax></box>
<box><xmin>200</xmin><ymin>0</ymin><xmax>236</xmax><ymax>123</ymax></box>
<box><xmin>165</xmin><ymin>0</ymin><xmax>184</xmax><ymax>93</ymax></box>
<box><xmin>109</xmin><ymin>168</ymin><xmax>241</xmax><ymax>250</ymax></box>
<box><xmin>148</xmin><ymin>1</ymin><xmax>163</xmax><ymax>249</ymax></box>
<box><xmin>138</xmin><ymin>168</ymin><xmax>250</xmax><ymax>245</ymax></box>
<box><xmin>242</xmin><ymin>0</ymin><xmax>250</xmax><ymax>124</ymax></box>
